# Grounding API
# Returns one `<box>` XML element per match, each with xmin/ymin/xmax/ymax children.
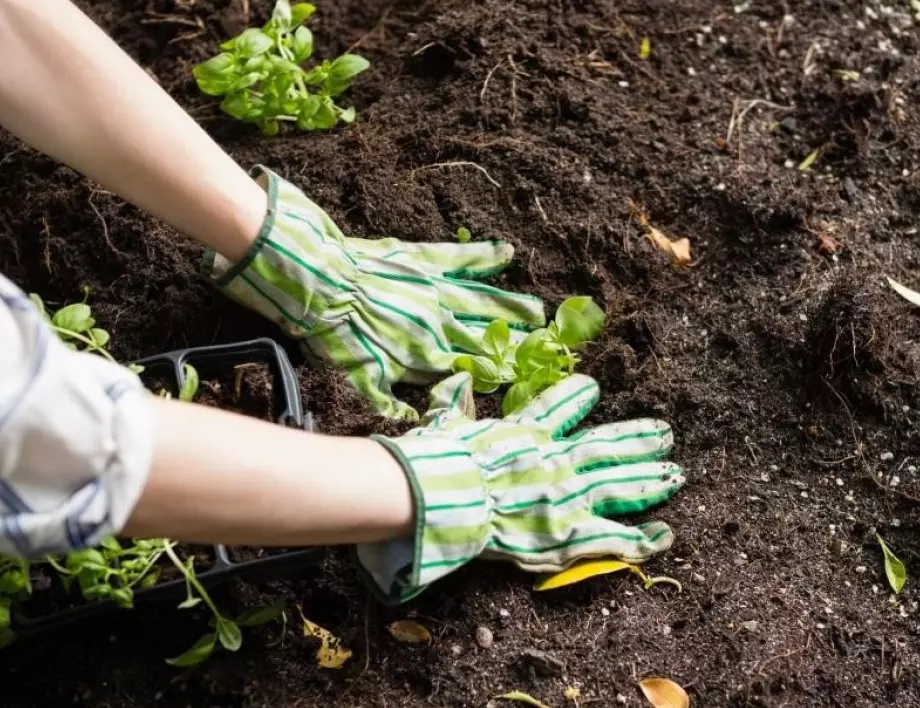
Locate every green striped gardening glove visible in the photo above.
<box><xmin>356</xmin><ymin>372</ymin><xmax>686</xmax><ymax>604</ymax></box>
<box><xmin>202</xmin><ymin>166</ymin><xmax>545</xmax><ymax>420</ymax></box>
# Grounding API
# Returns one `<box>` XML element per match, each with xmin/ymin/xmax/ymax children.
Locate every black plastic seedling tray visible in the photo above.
<box><xmin>12</xmin><ymin>338</ymin><xmax>323</xmax><ymax>636</ymax></box>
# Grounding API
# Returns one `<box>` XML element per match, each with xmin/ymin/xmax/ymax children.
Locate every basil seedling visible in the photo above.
<box><xmin>193</xmin><ymin>0</ymin><xmax>370</xmax><ymax>135</ymax></box>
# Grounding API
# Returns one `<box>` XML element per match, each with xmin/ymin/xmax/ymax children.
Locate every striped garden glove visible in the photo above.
<box><xmin>356</xmin><ymin>372</ymin><xmax>686</xmax><ymax>604</ymax></box>
<box><xmin>203</xmin><ymin>166</ymin><xmax>545</xmax><ymax>420</ymax></box>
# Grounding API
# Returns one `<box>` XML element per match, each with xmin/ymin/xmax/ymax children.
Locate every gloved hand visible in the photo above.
<box><xmin>355</xmin><ymin>372</ymin><xmax>686</xmax><ymax>604</ymax></box>
<box><xmin>203</xmin><ymin>166</ymin><xmax>545</xmax><ymax>420</ymax></box>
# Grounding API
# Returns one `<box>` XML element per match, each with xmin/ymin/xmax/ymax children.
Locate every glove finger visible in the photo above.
<box><xmin>485</xmin><ymin>516</ymin><xmax>674</xmax><ymax>571</ymax></box>
<box><xmin>348</xmin><ymin>237</ymin><xmax>515</xmax><ymax>279</ymax></box>
<box><xmin>559</xmin><ymin>419</ymin><xmax>675</xmax><ymax>470</ymax></box>
<box><xmin>580</xmin><ymin>462</ymin><xmax>685</xmax><ymax>517</ymax></box>
<box><xmin>421</xmin><ymin>372</ymin><xmax>476</xmax><ymax>428</ymax></box>
<box><xmin>434</xmin><ymin>276</ymin><xmax>546</xmax><ymax>329</ymax></box>
<box><xmin>506</xmin><ymin>374</ymin><xmax>599</xmax><ymax>438</ymax></box>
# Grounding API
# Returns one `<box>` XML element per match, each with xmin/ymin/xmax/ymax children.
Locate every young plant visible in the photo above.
<box><xmin>193</xmin><ymin>0</ymin><xmax>370</xmax><ymax>135</ymax></box>
<box><xmin>452</xmin><ymin>296</ymin><xmax>606</xmax><ymax>414</ymax></box>
<box><xmin>0</xmin><ymin>557</ymin><xmax>31</xmax><ymax>649</ymax></box>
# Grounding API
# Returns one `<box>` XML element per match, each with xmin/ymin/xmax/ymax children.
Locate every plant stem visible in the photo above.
<box><xmin>163</xmin><ymin>543</ymin><xmax>224</xmax><ymax>619</ymax></box>
<box><xmin>51</xmin><ymin>326</ymin><xmax>117</xmax><ymax>362</ymax></box>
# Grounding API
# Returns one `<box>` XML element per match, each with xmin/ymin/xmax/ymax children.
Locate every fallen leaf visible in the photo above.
<box><xmin>816</xmin><ymin>232</ymin><xmax>843</xmax><ymax>254</ymax></box>
<box><xmin>798</xmin><ymin>148</ymin><xmax>820</xmax><ymax>171</ymax></box>
<box><xmin>639</xmin><ymin>36</ymin><xmax>651</xmax><ymax>60</ymax></box>
<box><xmin>492</xmin><ymin>691</ymin><xmax>552</xmax><ymax>708</ymax></box>
<box><xmin>646</xmin><ymin>226</ymin><xmax>692</xmax><ymax>266</ymax></box>
<box><xmin>833</xmin><ymin>69</ymin><xmax>860</xmax><ymax>81</ymax></box>
<box><xmin>534</xmin><ymin>559</ymin><xmax>639</xmax><ymax>591</ymax></box>
<box><xmin>639</xmin><ymin>677</ymin><xmax>690</xmax><ymax>708</ymax></box>
<box><xmin>877</xmin><ymin>534</ymin><xmax>907</xmax><ymax>594</ymax></box>
<box><xmin>299</xmin><ymin>609</ymin><xmax>352</xmax><ymax>669</ymax></box>
<box><xmin>387</xmin><ymin>619</ymin><xmax>432</xmax><ymax>644</ymax></box>
<box><xmin>627</xmin><ymin>199</ymin><xmax>692</xmax><ymax>266</ymax></box>
<box><xmin>564</xmin><ymin>686</ymin><xmax>582</xmax><ymax>701</ymax></box>
<box><xmin>887</xmin><ymin>277</ymin><xmax>920</xmax><ymax>308</ymax></box>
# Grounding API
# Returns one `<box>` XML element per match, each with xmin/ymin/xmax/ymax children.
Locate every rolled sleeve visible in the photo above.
<box><xmin>0</xmin><ymin>274</ymin><xmax>154</xmax><ymax>558</ymax></box>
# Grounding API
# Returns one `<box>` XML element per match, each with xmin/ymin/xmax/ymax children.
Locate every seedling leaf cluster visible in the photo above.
<box><xmin>193</xmin><ymin>0</ymin><xmax>370</xmax><ymax>135</ymax></box>
<box><xmin>453</xmin><ymin>296</ymin><xmax>606</xmax><ymax>414</ymax></box>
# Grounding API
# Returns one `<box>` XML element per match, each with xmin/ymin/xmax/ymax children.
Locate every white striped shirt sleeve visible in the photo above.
<box><xmin>0</xmin><ymin>272</ymin><xmax>154</xmax><ymax>558</ymax></box>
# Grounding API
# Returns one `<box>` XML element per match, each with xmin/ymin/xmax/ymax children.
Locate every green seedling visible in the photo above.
<box><xmin>456</xmin><ymin>226</ymin><xmax>472</xmax><ymax>243</ymax></box>
<box><xmin>452</xmin><ymin>296</ymin><xmax>606</xmax><ymax>414</ymax></box>
<box><xmin>193</xmin><ymin>0</ymin><xmax>370</xmax><ymax>135</ymax></box>
<box><xmin>0</xmin><ymin>557</ymin><xmax>31</xmax><ymax>648</ymax></box>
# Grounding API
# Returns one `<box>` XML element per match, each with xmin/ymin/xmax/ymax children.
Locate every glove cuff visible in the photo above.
<box><xmin>200</xmin><ymin>165</ymin><xmax>351</xmax><ymax>337</ymax></box>
<box><xmin>354</xmin><ymin>434</ymin><xmax>490</xmax><ymax>604</ymax></box>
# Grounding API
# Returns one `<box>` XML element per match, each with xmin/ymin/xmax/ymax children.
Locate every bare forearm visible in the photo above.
<box><xmin>124</xmin><ymin>397</ymin><xmax>414</xmax><ymax>546</ymax></box>
<box><xmin>0</xmin><ymin>0</ymin><xmax>264</xmax><ymax>261</ymax></box>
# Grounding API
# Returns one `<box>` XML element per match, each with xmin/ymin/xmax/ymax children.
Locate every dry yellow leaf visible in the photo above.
<box><xmin>639</xmin><ymin>678</ymin><xmax>689</xmax><ymax>708</ymax></box>
<box><xmin>639</xmin><ymin>36</ymin><xmax>652</xmax><ymax>60</ymax></box>
<box><xmin>387</xmin><ymin>619</ymin><xmax>432</xmax><ymax>644</ymax></box>
<box><xmin>533</xmin><ymin>559</ymin><xmax>639</xmax><ymax>591</ymax></box>
<box><xmin>646</xmin><ymin>226</ymin><xmax>692</xmax><ymax>266</ymax></box>
<box><xmin>299</xmin><ymin>610</ymin><xmax>352</xmax><ymax>669</ymax></box>
<box><xmin>492</xmin><ymin>691</ymin><xmax>552</xmax><ymax>708</ymax></box>
<box><xmin>564</xmin><ymin>686</ymin><xmax>582</xmax><ymax>701</ymax></box>
<box><xmin>627</xmin><ymin>199</ymin><xmax>692</xmax><ymax>267</ymax></box>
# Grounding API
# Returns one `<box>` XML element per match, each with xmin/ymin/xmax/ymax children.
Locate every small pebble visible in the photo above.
<box><xmin>881</xmin><ymin>451</ymin><xmax>895</xmax><ymax>461</ymax></box>
<box><xmin>601</xmin><ymin>607</ymin><xmax>610</xmax><ymax>617</ymax></box>
<box><xmin>741</xmin><ymin>620</ymin><xmax>759</xmax><ymax>632</ymax></box>
<box><xmin>475</xmin><ymin>626</ymin><xmax>494</xmax><ymax>649</ymax></box>
<box><xmin>451</xmin><ymin>643</ymin><xmax>464</xmax><ymax>656</ymax></box>
<box><xmin>498</xmin><ymin>608</ymin><xmax>510</xmax><ymax>618</ymax></box>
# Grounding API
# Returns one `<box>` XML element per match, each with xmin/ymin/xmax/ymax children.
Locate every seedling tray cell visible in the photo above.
<box><xmin>12</xmin><ymin>338</ymin><xmax>322</xmax><ymax>636</ymax></box>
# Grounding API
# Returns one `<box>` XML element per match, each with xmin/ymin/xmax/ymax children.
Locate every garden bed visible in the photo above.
<box><xmin>0</xmin><ymin>0</ymin><xmax>919</xmax><ymax>706</ymax></box>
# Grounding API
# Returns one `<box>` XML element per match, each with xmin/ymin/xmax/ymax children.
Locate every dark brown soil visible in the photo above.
<box><xmin>196</xmin><ymin>362</ymin><xmax>276</xmax><ymax>420</ymax></box>
<box><xmin>1</xmin><ymin>0</ymin><xmax>919</xmax><ymax>706</ymax></box>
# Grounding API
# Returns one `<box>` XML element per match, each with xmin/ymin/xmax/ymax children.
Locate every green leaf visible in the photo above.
<box><xmin>515</xmin><ymin>329</ymin><xmax>557</xmax><ymax>374</ymax></box>
<box><xmin>292</xmin><ymin>25</ymin><xmax>314</xmax><ymax>62</ymax></box>
<box><xmin>310</xmin><ymin>99</ymin><xmax>338</xmax><ymax>129</ymax></box>
<box><xmin>481</xmin><ymin>320</ymin><xmax>511</xmax><ymax>360</ymax></box>
<box><xmin>28</xmin><ymin>293</ymin><xmax>48</xmax><ymax>319</ymax></box>
<box><xmin>0</xmin><ymin>570</ymin><xmax>26</xmax><ymax>595</ymax></box>
<box><xmin>110</xmin><ymin>587</ymin><xmax>134</xmax><ymax>609</ymax></box>
<box><xmin>100</xmin><ymin>536</ymin><xmax>121</xmax><ymax>552</ymax></box>
<box><xmin>0</xmin><ymin>627</ymin><xmax>15</xmax><ymax>650</ymax></box>
<box><xmin>270</xmin><ymin>0</ymin><xmax>293</xmax><ymax>29</ymax></box>
<box><xmin>502</xmin><ymin>381</ymin><xmax>534</xmax><ymax>415</ymax></box>
<box><xmin>554</xmin><ymin>296</ymin><xmax>605</xmax><ymax>349</ymax></box>
<box><xmin>236</xmin><ymin>599</ymin><xmax>286</xmax><ymax>627</ymax></box>
<box><xmin>456</xmin><ymin>227</ymin><xmax>471</xmax><ymax>243</ymax></box>
<box><xmin>52</xmin><ymin>303</ymin><xmax>93</xmax><ymax>333</ymax></box>
<box><xmin>65</xmin><ymin>548</ymin><xmax>105</xmax><ymax>571</ymax></box>
<box><xmin>798</xmin><ymin>148</ymin><xmax>819</xmax><ymax>171</ymax></box>
<box><xmin>139</xmin><ymin>569</ymin><xmax>160</xmax><ymax>589</ymax></box>
<box><xmin>451</xmin><ymin>355</ymin><xmax>504</xmax><ymax>393</ymax></box>
<box><xmin>89</xmin><ymin>328</ymin><xmax>111</xmax><ymax>348</ymax></box>
<box><xmin>236</xmin><ymin>28</ymin><xmax>274</xmax><ymax>58</ymax></box>
<box><xmin>260</xmin><ymin>119</ymin><xmax>280</xmax><ymax>136</ymax></box>
<box><xmin>127</xmin><ymin>363</ymin><xmax>145</xmax><ymax>375</ymax></box>
<box><xmin>217</xmin><ymin>619</ymin><xmax>243</xmax><ymax>651</ymax></box>
<box><xmin>179</xmin><ymin>364</ymin><xmax>200</xmax><ymax>402</ymax></box>
<box><xmin>290</xmin><ymin>2</ymin><xmax>316</xmax><ymax>25</ymax></box>
<box><xmin>166</xmin><ymin>633</ymin><xmax>217</xmax><ymax>667</ymax></box>
<box><xmin>325</xmin><ymin>54</ymin><xmax>370</xmax><ymax>95</ymax></box>
<box><xmin>0</xmin><ymin>598</ymin><xmax>11</xmax><ymax>630</ymax></box>
<box><xmin>178</xmin><ymin>596</ymin><xmax>202</xmax><ymax>610</ymax></box>
<box><xmin>338</xmin><ymin>106</ymin><xmax>357</xmax><ymax>124</ymax></box>
<box><xmin>877</xmin><ymin>534</ymin><xmax>906</xmax><ymax>593</ymax></box>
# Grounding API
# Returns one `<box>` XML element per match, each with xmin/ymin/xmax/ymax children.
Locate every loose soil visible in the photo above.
<box><xmin>196</xmin><ymin>362</ymin><xmax>277</xmax><ymax>420</ymax></box>
<box><xmin>1</xmin><ymin>0</ymin><xmax>919</xmax><ymax>706</ymax></box>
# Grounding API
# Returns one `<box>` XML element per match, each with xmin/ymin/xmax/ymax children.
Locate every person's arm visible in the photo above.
<box><xmin>0</xmin><ymin>0</ymin><xmax>264</xmax><ymax>262</ymax></box>
<box><xmin>125</xmin><ymin>397</ymin><xmax>413</xmax><ymax>545</ymax></box>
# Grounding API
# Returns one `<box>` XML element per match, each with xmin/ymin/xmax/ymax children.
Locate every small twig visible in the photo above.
<box><xmin>412</xmin><ymin>41</ymin><xmax>437</xmax><ymax>57</ymax></box>
<box><xmin>87</xmin><ymin>192</ymin><xmax>127</xmax><ymax>257</ymax></box>
<box><xmin>413</xmin><ymin>161</ymin><xmax>502</xmax><ymax>188</ymax></box>
<box><xmin>41</xmin><ymin>216</ymin><xmax>53</xmax><ymax>273</ymax></box>
<box><xmin>141</xmin><ymin>14</ymin><xmax>202</xmax><ymax>28</ymax></box>
<box><xmin>725</xmin><ymin>98</ymin><xmax>795</xmax><ymax>161</ymax></box>
<box><xmin>534</xmin><ymin>195</ymin><xmax>548</xmax><ymax>222</ymax></box>
<box><xmin>507</xmin><ymin>55</ymin><xmax>519</xmax><ymax>124</ymax></box>
<box><xmin>347</xmin><ymin>6</ymin><xmax>391</xmax><ymax>53</ymax></box>
<box><xmin>480</xmin><ymin>58</ymin><xmax>505</xmax><ymax>102</ymax></box>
